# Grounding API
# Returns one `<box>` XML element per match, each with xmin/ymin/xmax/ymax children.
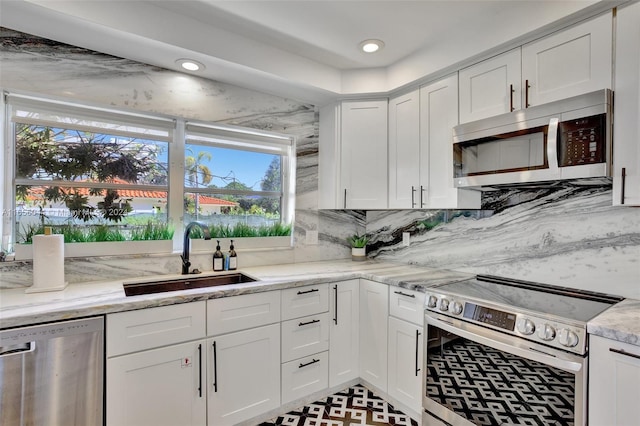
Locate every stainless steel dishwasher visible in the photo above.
<box><xmin>0</xmin><ymin>316</ymin><xmax>104</xmax><ymax>426</ymax></box>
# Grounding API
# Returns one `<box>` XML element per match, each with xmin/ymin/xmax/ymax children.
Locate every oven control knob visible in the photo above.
<box><xmin>537</xmin><ymin>323</ymin><xmax>556</xmax><ymax>341</ymax></box>
<box><xmin>450</xmin><ymin>301</ymin><xmax>463</xmax><ymax>315</ymax></box>
<box><xmin>427</xmin><ymin>295</ymin><xmax>438</xmax><ymax>308</ymax></box>
<box><xmin>516</xmin><ymin>318</ymin><xmax>536</xmax><ymax>335</ymax></box>
<box><xmin>558</xmin><ymin>329</ymin><xmax>579</xmax><ymax>348</ymax></box>
<box><xmin>439</xmin><ymin>298</ymin><xmax>450</xmax><ymax>311</ymax></box>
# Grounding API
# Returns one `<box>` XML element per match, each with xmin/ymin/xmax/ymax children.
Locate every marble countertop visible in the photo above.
<box><xmin>587</xmin><ymin>298</ymin><xmax>640</xmax><ymax>347</ymax></box>
<box><xmin>0</xmin><ymin>259</ymin><xmax>472</xmax><ymax>329</ymax></box>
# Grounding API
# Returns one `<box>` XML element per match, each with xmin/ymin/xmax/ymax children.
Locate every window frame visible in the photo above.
<box><xmin>1</xmin><ymin>92</ymin><xmax>296</xmax><ymax>259</ymax></box>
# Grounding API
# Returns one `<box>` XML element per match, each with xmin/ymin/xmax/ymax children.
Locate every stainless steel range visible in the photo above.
<box><xmin>422</xmin><ymin>275</ymin><xmax>622</xmax><ymax>426</ymax></box>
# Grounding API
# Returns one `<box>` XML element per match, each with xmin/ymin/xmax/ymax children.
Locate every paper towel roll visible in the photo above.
<box><xmin>26</xmin><ymin>234</ymin><xmax>67</xmax><ymax>293</ymax></box>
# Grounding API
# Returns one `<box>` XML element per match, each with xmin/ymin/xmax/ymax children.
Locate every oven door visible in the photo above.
<box><xmin>423</xmin><ymin>312</ymin><xmax>587</xmax><ymax>426</ymax></box>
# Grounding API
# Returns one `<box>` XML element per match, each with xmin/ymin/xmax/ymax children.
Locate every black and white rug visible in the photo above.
<box><xmin>260</xmin><ymin>385</ymin><xmax>418</xmax><ymax>426</ymax></box>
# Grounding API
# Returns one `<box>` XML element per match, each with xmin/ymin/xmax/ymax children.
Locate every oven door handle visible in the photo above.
<box><xmin>426</xmin><ymin>314</ymin><xmax>584</xmax><ymax>373</ymax></box>
<box><xmin>547</xmin><ymin>117</ymin><xmax>560</xmax><ymax>176</ymax></box>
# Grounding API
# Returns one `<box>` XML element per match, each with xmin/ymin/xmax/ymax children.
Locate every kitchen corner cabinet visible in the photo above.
<box><xmin>459</xmin><ymin>11</ymin><xmax>612</xmax><ymax>124</ymax></box>
<box><xmin>318</xmin><ymin>99</ymin><xmax>388</xmax><ymax>209</ymax></box>
<box><xmin>359</xmin><ymin>279</ymin><xmax>389</xmax><ymax>391</ymax></box>
<box><xmin>613</xmin><ymin>0</ymin><xmax>640</xmax><ymax>206</ymax></box>
<box><xmin>329</xmin><ymin>279</ymin><xmax>360</xmax><ymax>387</ymax></box>
<box><xmin>589</xmin><ymin>335</ymin><xmax>640</xmax><ymax>426</ymax></box>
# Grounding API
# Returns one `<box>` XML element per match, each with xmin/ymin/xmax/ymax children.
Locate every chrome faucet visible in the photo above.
<box><xmin>181</xmin><ymin>221</ymin><xmax>211</xmax><ymax>275</ymax></box>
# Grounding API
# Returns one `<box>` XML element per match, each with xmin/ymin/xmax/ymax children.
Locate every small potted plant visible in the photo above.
<box><xmin>347</xmin><ymin>232</ymin><xmax>369</xmax><ymax>261</ymax></box>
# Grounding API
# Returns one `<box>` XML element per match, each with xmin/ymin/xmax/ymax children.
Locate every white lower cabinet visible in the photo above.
<box><xmin>589</xmin><ymin>335</ymin><xmax>640</xmax><ymax>426</ymax></box>
<box><xmin>107</xmin><ymin>340</ymin><xmax>206</xmax><ymax>426</ymax></box>
<box><xmin>387</xmin><ymin>317</ymin><xmax>423</xmax><ymax>414</ymax></box>
<box><xmin>282</xmin><ymin>351</ymin><xmax>329</xmax><ymax>404</ymax></box>
<box><xmin>208</xmin><ymin>324</ymin><xmax>281</xmax><ymax>426</ymax></box>
<box><xmin>329</xmin><ymin>279</ymin><xmax>360</xmax><ymax>387</ymax></box>
<box><xmin>359</xmin><ymin>279</ymin><xmax>389</xmax><ymax>391</ymax></box>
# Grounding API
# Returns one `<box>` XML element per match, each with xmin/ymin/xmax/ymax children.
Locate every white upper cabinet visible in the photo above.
<box><xmin>522</xmin><ymin>11</ymin><xmax>612</xmax><ymax>107</ymax></box>
<box><xmin>459</xmin><ymin>11</ymin><xmax>612</xmax><ymax>124</ymax></box>
<box><xmin>459</xmin><ymin>49</ymin><xmax>522</xmax><ymax>123</ymax></box>
<box><xmin>420</xmin><ymin>75</ymin><xmax>480</xmax><ymax>209</ymax></box>
<box><xmin>388</xmin><ymin>90</ymin><xmax>421</xmax><ymax>208</ymax></box>
<box><xmin>319</xmin><ymin>100</ymin><xmax>388</xmax><ymax>209</ymax></box>
<box><xmin>613</xmin><ymin>1</ymin><xmax>640</xmax><ymax>206</ymax></box>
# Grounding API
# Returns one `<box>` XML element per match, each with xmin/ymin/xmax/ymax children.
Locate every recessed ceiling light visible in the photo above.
<box><xmin>176</xmin><ymin>58</ymin><xmax>205</xmax><ymax>72</ymax></box>
<box><xmin>359</xmin><ymin>39</ymin><xmax>385</xmax><ymax>53</ymax></box>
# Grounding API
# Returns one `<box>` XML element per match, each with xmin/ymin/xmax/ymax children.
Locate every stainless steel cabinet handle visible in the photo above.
<box><xmin>299</xmin><ymin>358</ymin><xmax>320</xmax><ymax>368</ymax></box>
<box><xmin>212</xmin><ymin>341</ymin><xmax>218</xmax><ymax>393</ymax></box>
<box><xmin>621</xmin><ymin>167</ymin><xmax>627</xmax><ymax>205</ymax></box>
<box><xmin>509</xmin><ymin>84</ymin><xmax>515</xmax><ymax>111</ymax></box>
<box><xmin>415</xmin><ymin>330</ymin><xmax>421</xmax><ymax>376</ymax></box>
<box><xmin>411</xmin><ymin>186</ymin><xmax>417</xmax><ymax>208</ymax></box>
<box><xmin>299</xmin><ymin>319</ymin><xmax>320</xmax><ymax>327</ymax></box>
<box><xmin>610</xmin><ymin>347</ymin><xmax>640</xmax><ymax>360</ymax></box>
<box><xmin>0</xmin><ymin>342</ymin><xmax>35</xmax><ymax>357</ymax></box>
<box><xmin>333</xmin><ymin>285</ymin><xmax>338</xmax><ymax>325</ymax></box>
<box><xmin>198</xmin><ymin>344</ymin><xmax>203</xmax><ymax>398</ymax></box>
<box><xmin>297</xmin><ymin>288</ymin><xmax>319</xmax><ymax>295</ymax></box>
<box><xmin>394</xmin><ymin>290</ymin><xmax>415</xmax><ymax>298</ymax></box>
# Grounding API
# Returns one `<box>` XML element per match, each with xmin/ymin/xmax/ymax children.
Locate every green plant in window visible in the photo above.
<box><xmin>130</xmin><ymin>221</ymin><xmax>175</xmax><ymax>241</ymax></box>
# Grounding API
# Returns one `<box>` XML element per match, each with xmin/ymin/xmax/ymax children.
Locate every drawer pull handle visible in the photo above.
<box><xmin>299</xmin><ymin>319</ymin><xmax>320</xmax><ymax>327</ymax></box>
<box><xmin>299</xmin><ymin>358</ymin><xmax>320</xmax><ymax>368</ymax></box>
<box><xmin>394</xmin><ymin>290</ymin><xmax>415</xmax><ymax>298</ymax></box>
<box><xmin>610</xmin><ymin>347</ymin><xmax>640</xmax><ymax>360</ymax></box>
<box><xmin>297</xmin><ymin>288</ymin><xmax>319</xmax><ymax>295</ymax></box>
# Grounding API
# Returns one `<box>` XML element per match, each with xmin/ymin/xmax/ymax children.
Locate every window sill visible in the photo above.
<box><xmin>13</xmin><ymin>240</ymin><xmax>173</xmax><ymax>260</ymax></box>
<box><xmin>190</xmin><ymin>236</ymin><xmax>292</xmax><ymax>252</ymax></box>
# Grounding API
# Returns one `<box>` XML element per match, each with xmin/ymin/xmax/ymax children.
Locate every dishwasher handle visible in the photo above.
<box><xmin>0</xmin><ymin>342</ymin><xmax>35</xmax><ymax>357</ymax></box>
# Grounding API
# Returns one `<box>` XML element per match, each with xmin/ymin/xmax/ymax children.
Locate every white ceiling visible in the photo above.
<box><xmin>0</xmin><ymin>0</ymin><xmax>617</xmax><ymax>104</ymax></box>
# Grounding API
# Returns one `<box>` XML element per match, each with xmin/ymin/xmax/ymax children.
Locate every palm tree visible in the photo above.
<box><xmin>185</xmin><ymin>149</ymin><xmax>213</xmax><ymax>218</ymax></box>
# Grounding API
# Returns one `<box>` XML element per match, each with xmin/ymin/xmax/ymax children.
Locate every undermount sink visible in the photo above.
<box><xmin>123</xmin><ymin>272</ymin><xmax>257</xmax><ymax>297</ymax></box>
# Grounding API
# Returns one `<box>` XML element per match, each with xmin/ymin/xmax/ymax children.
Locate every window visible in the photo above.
<box><xmin>1</xmin><ymin>93</ymin><xmax>295</xmax><ymax>257</ymax></box>
<box><xmin>184</xmin><ymin>122</ymin><xmax>294</xmax><ymax>237</ymax></box>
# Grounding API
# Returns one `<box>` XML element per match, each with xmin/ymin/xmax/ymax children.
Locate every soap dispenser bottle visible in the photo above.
<box><xmin>213</xmin><ymin>240</ymin><xmax>224</xmax><ymax>271</ymax></box>
<box><xmin>228</xmin><ymin>240</ymin><xmax>237</xmax><ymax>270</ymax></box>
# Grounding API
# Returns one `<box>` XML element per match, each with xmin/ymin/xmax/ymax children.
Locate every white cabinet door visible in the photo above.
<box><xmin>340</xmin><ymin>100</ymin><xmax>388</xmax><ymax>209</ymax></box>
<box><xmin>329</xmin><ymin>279</ymin><xmax>360</xmax><ymax>387</ymax></box>
<box><xmin>459</xmin><ymin>48</ymin><xmax>521</xmax><ymax>123</ymax></box>
<box><xmin>106</xmin><ymin>340</ymin><xmax>206</xmax><ymax>426</ymax></box>
<box><xmin>613</xmin><ymin>1</ymin><xmax>640</xmax><ymax>206</ymax></box>
<box><xmin>387</xmin><ymin>317</ymin><xmax>423</xmax><ymax>414</ymax></box>
<box><xmin>589</xmin><ymin>335</ymin><xmax>640</xmax><ymax>426</ymax></box>
<box><xmin>420</xmin><ymin>74</ymin><xmax>480</xmax><ymax>209</ymax></box>
<box><xmin>208</xmin><ymin>324</ymin><xmax>280</xmax><ymax>426</ymax></box>
<box><xmin>522</xmin><ymin>11</ymin><xmax>612</xmax><ymax>107</ymax></box>
<box><xmin>388</xmin><ymin>90</ymin><xmax>420</xmax><ymax>208</ymax></box>
<box><xmin>359</xmin><ymin>279</ymin><xmax>388</xmax><ymax>391</ymax></box>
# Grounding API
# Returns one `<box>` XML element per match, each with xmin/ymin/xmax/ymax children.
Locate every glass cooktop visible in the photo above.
<box><xmin>433</xmin><ymin>275</ymin><xmax>622</xmax><ymax>324</ymax></box>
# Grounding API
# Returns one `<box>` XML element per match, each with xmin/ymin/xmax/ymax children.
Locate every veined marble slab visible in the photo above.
<box><xmin>0</xmin><ymin>260</ymin><xmax>472</xmax><ymax>329</ymax></box>
<box><xmin>588</xmin><ymin>299</ymin><xmax>640</xmax><ymax>347</ymax></box>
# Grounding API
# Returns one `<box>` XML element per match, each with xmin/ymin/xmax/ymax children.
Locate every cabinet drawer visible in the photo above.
<box><xmin>281</xmin><ymin>283</ymin><xmax>329</xmax><ymax>320</ymax></box>
<box><xmin>282</xmin><ymin>312</ymin><xmax>330</xmax><ymax>362</ymax></box>
<box><xmin>389</xmin><ymin>287</ymin><xmax>425</xmax><ymax>326</ymax></box>
<box><xmin>281</xmin><ymin>351</ymin><xmax>329</xmax><ymax>404</ymax></box>
<box><xmin>207</xmin><ymin>291</ymin><xmax>280</xmax><ymax>336</ymax></box>
<box><xmin>107</xmin><ymin>301</ymin><xmax>206</xmax><ymax>357</ymax></box>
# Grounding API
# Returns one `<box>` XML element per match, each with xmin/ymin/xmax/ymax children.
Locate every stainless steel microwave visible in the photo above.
<box><xmin>453</xmin><ymin>89</ymin><xmax>612</xmax><ymax>188</ymax></box>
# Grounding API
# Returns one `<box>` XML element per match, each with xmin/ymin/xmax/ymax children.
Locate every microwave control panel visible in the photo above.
<box><xmin>558</xmin><ymin>113</ymin><xmax>606</xmax><ymax>167</ymax></box>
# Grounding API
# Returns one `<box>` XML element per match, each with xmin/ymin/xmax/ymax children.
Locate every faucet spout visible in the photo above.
<box><xmin>181</xmin><ymin>221</ymin><xmax>212</xmax><ymax>275</ymax></box>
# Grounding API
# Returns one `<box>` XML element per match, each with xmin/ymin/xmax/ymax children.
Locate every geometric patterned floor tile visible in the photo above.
<box><xmin>259</xmin><ymin>384</ymin><xmax>418</xmax><ymax>426</ymax></box>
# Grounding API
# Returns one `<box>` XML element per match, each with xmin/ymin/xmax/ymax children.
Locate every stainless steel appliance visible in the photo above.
<box><xmin>453</xmin><ymin>89</ymin><xmax>612</xmax><ymax>188</ymax></box>
<box><xmin>0</xmin><ymin>316</ymin><xmax>104</xmax><ymax>426</ymax></box>
<box><xmin>422</xmin><ymin>275</ymin><xmax>622</xmax><ymax>426</ymax></box>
